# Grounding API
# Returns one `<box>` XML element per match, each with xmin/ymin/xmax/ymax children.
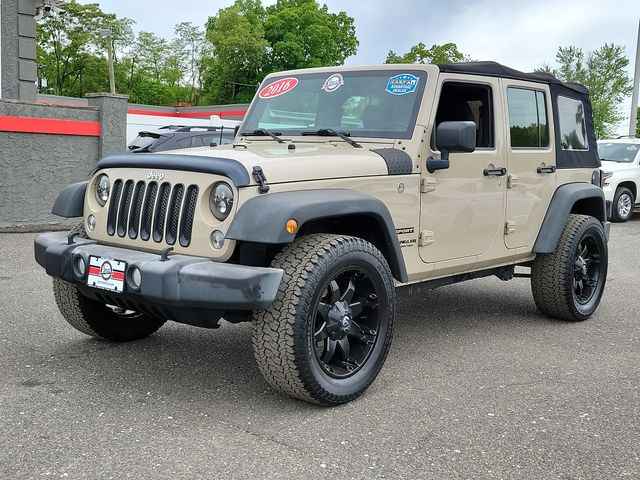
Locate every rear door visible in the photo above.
<box><xmin>502</xmin><ymin>81</ymin><xmax>556</xmax><ymax>250</ymax></box>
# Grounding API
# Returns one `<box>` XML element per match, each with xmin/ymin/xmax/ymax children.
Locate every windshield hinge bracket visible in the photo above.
<box><xmin>252</xmin><ymin>166</ymin><xmax>270</xmax><ymax>194</ymax></box>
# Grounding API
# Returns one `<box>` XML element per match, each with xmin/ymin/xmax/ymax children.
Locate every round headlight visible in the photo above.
<box><xmin>210</xmin><ymin>182</ymin><xmax>234</xmax><ymax>221</ymax></box>
<box><xmin>96</xmin><ymin>174</ymin><xmax>110</xmax><ymax>206</ymax></box>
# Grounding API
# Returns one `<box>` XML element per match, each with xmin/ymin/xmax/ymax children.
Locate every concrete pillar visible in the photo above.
<box><xmin>0</xmin><ymin>0</ymin><xmax>37</xmax><ymax>101</ymax></box>
<box><xmin>87</xmin><ymin>93</ymin><xmax>130</xmax><ymax>157</ymax></box>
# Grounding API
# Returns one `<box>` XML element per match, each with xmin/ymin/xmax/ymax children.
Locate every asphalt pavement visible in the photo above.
<box><xmin>1</xmin><ymin>217</ymin><xmax>639</xmax><ymax>479</ymax></box>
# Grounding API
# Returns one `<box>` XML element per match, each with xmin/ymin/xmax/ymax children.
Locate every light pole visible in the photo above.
<box><xmin>98</xmin><ymin>28</ymin><xmax>116</xmax><ymax>94</ymax></box>
<box><xmin>630</xmin><ymin>19</ymin><xmax>640</xmax><ymax>137</ymax></box>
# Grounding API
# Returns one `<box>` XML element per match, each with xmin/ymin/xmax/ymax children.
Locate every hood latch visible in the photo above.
<box><xmin>252</xmin><ymin>166</ymin><xmax>270</xmax><ymax>194</ymax></box>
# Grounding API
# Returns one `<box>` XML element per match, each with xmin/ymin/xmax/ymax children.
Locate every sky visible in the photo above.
<box><xmin>84</xmin><ymin>0</ymin><xmax>640</xmax><ymax>128</ymax></box>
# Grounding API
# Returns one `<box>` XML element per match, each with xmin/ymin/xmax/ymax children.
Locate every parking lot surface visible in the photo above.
<box><xmin>1</xmin><ymin>217</ymin><xmax>639</xmax><ymax>479</ymax></box>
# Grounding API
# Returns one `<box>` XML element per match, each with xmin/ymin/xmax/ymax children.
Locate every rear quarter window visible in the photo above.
<box><xmin>557</xmin><ymin>96</ymin><xmax>588</xmax><ymax>151</ymax></box>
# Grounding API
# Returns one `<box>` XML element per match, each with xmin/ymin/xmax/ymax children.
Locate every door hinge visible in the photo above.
<box><xmin>421</xmin><ymin>177</ymin><xmax>437</xmax><ymax>193</ymax></box>
<box><xmin>505</xmin><ymin>221</ymin><xmax>516</xmax><ymax>235</ymax></box>
<box><xmin>507</xmin><ymin>174</ymin><xmax>518</xmax><ymax>189</ymax></box>
<box><xmin>419</xmin><ymin>230</ymin><xmax>434</xmax><ymax>246</ymax></box>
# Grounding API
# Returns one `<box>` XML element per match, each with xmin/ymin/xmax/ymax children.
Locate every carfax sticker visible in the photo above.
<box><xmin>259</xmin><ymin>77</ymin><xmax>299</xmax><ymax>99</ymax></box>
<box><xmin>321</xmin><ymin>73</ymin><xmax>344</xmax><ymax>93</ymax></box>
<box><xmin>386</xmin><ymin>74</ymin><xmax>419</xmax><ymax>95</ymax></box>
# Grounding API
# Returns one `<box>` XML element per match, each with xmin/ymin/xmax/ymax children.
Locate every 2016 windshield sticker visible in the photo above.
<box><xmin>386</xmin><ymin>74</ymin><xmax>419</xmax><ymax>96</ymax></box>
<box><xmin>259</xmin><ymin>77</ymin><xmax>299</xmax><ymax>99</ymax></box>
<box><xmin>321</xmin><ymin>73</ymin><xmax>344</xmax><ymax>93</ymax></box>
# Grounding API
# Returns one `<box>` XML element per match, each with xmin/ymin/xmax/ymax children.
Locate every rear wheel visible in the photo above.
<box><xmin>52</xmin><ymin>222</ymin><xmax>166</xmax><ymax>342</ymax></box>
<box><xmin>611</xmin><ymin>187</ymin><xmax>634</xmax><ymax>222</ymax></box>
<box><xmin>252</xmin><ymin>234</ymin><xmax>395</xmax><ymax>405</ymax></box>
<box><xmin>531</xmin><ymin>214</ymin><xmax>607</xmax><ymax>321</ymax></box>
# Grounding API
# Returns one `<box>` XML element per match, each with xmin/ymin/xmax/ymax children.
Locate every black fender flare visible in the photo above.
<box><xmin>226</xmin><ymin>189</ymin><xmax>408</xmax><ymax>282</ymax></box>
<box><xmin>51</xmin><ymin>181</ymin><xmax>88</xmax><ymax>218</ymax></box>
<box><xmin>533</xmin><ymin>183</ymin><xmax>607</xmax><ymax>253</ymax></box>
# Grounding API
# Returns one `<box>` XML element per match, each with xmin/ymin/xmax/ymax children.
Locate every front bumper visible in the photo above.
<box><xmin>34</xmin><ymin>232</ymin><xmax>283</xmax><ymax>311</ymax></box>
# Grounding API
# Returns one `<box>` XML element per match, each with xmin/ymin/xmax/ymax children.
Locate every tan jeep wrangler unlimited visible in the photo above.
<box><xmin>35</xmin><ymin>62</ymin><xmax>610</xmax><ymax>405</ymax></box>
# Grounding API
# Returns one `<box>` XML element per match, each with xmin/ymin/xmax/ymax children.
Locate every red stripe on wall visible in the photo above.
<box><xmin>127</xmin><ymin>109</ymin><xmax>247</xmax><ymax>118</ymax></box>
<box><xmin>0</xmin><ymin>116</ymin><xmax>101</xmax><ymax>136</ymax></box>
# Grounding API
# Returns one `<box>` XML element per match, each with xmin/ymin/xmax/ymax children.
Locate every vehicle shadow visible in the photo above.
<box><xmin>39</xmin><ymin>276</ymin><xmax>563</xmax><ymax>414</ymax></box>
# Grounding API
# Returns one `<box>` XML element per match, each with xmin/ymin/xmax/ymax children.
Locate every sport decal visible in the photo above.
<box><xmin>386</xmin><ymin>74</ymin><xmax>419</xmax><ymax>96</ymax></box>
<box><xmin>321</xmin><ymin>73</ymin><xmax>344</xmax><ymax>93</ymax></box>
<box><xmin>259</xmin><ymin>78</ymin><xmax>299</xmax><ymax>99</ymax></box>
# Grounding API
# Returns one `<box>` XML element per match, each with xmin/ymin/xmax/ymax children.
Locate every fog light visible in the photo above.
<box><xmin>87</xmin><ymin>214</ymin><xmax>96</xmax><ymax>231</ymax></box>
<box><xmin>211</xmin><ymin>230</ymin><xmax>225</xmax><ymax>250</ymax></box>
<box><xmin>128</xmin><ymin>266</ymin><xmax>142</xmax><ymax>290</ymax></box>
<box><xmin>73</xmin><ymin>255</ymin><xmax>86</xmax><ymax>278</ymax></box>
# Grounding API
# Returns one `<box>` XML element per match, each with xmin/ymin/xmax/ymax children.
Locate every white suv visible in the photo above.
<box><xmin>598</xmin><ymin>138</ymin><xmax>640</xmax><ymax>222</ymax></box>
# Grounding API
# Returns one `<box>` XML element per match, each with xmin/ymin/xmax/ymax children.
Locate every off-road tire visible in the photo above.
<box><xmin>52</xmin><ymin>222</ymin><xmax>166</xmax><ymax>342</ymax></box>
<box><xmin>611</xmin><ymin>187</ymin><xmax>634</xmax><ymax>222</ymax></box>
<box><xmin>252</xmin><ymin>234</ymin><xmax>395</xmax><ymax>405</ymax></box>
<box><xmin>531</xmin><ymin>214</ymin><xmax>607</xmax><ymax>321</ymax></box>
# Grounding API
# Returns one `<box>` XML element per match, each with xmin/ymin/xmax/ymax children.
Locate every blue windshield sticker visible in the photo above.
<box><xmin>386</xmin><ymin>74</ymin><xmax>419</xmax><ymax>95</ymax></box>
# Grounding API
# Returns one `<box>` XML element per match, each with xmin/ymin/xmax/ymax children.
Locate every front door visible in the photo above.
<box><xmin>419</xmin><ymin>76</ymin><xmax>506</xmax><ymax>268</ymax></box>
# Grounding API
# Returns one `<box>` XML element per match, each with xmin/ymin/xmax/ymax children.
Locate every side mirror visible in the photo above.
<box><xmin>427</xmin><ymin>121</ymin><xmax>477</xmax><ymax>173</ymax></box>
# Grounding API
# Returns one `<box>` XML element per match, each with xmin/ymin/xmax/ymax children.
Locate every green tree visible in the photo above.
<box><xmin>204</xmin><ymin>2</ymin><xmax>269</xmax><ymax>104</ymax></box>
<box><xmin>385</xmin><ymin>42</ymin><xmax>469</xmax><ymax>64</ymax></box>
<box><xmin>539</xmin><ymin>44</ymin><xmax>633</xmax><ymax>138</ymax></box>
<box><xmin>203</xmin><ymin>0</ymin><xmax>358</xmax><ymax>104</ymax></box>
<box><xmin>36</xmin><ymin>0</ymin><xmax>132</xmax><ymax>96</ymax></box>
<box><xmin>173</xmin><ymin>22</ymin><xmax>209</xmax><ymax>104</ymax></box>
<box><xmin>264</xmin><ymin>0</ymin><xmax>358</xmax><ymax>71</ymax></box>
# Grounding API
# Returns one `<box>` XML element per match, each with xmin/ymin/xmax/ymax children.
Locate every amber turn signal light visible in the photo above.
<box><xmin>285</xmin><ymin>219</ymin><xmax>298</xmax><ymax>234</ymax></box>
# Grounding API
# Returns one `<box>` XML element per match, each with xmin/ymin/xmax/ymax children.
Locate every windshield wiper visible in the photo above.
<box><xmin>301</xmin><ymin>128</ymin><xmax>362</xmax><ymax>148</ymax></box>
<box><xmin>241</xmin><ymin>128</ymin><xmax>284</xmax><ymax>143</ymax></box>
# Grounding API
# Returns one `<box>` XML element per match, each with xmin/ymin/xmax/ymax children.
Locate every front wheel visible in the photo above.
<box><xmin>252</xmin><ymin>234</ymin><xmax>395</xmax><ymax>405</ymax></box>
<box><xmin>53</xmin><ymin>279</ymin><xmax>166</xmax><ymax>342</ymax></box>
<box><xmin>611</xmin><ymin>187</ymin><xmax>634</xmax><ymax>222</ymax></box>
<box><xmin>531</xmin><ymin>214</ymin><xmax>608</xmax><ymax>321</ymax></box>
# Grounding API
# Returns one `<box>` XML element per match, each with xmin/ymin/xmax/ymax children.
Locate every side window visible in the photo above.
<box><xmin>434</xmin><ymin>82</ymin><xmax>494</xmax><ymax>148</ymax></box>
<box><xmin>190</xmin><ymin>136</ymin><xmax>205</xmax><ymax>148</ymax></box>
<box><xmin>558</xmin><ymin>95</ymin><xmax>588</xmax><ymax>150</ymax></box>
<box><xmin>507</xmin><ymin>88</ymin><xmax>549</xmax><ymax>148</ymax></box>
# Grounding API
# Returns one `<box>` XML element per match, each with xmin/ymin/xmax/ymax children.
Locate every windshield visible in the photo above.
<box><xmin>242</xmin><ymin>70</ymin><xmax>427</xmax><ymax>139</ymax></box>
<box><xmin>597</xmin><ymin>142</ymin><xmax>640</xmax><ymax>163</ymax></box>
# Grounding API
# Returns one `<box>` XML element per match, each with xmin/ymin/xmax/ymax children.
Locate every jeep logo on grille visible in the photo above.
<box><xmin>147</xmin><ymin>171</ymin><xmax>165</xmax><ymax>181</ymax></box>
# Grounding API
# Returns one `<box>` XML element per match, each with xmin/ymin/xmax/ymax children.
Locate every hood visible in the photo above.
<box><xmin>600</xmin><ymin>160</ymin><xmax>636</xmax><ymax>172</ymax></box>
<box><xmin>163</xmin><ymin>142</ymin><xmax>392</xmax><ymax>185</ymax></box>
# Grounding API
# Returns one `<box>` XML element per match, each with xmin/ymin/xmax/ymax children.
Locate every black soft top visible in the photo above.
<box><xmin>438</xmin><ymin>61</ymin><xmax>599</xmax><ymax>169</ymax></box>
<box><xmin>438</xmin><ymin>61</ymin><xmax>588</xmax><ymax>94</ymax></box>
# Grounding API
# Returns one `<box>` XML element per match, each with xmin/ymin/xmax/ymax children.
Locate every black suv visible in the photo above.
<box><xmin>128</xmin><ymin>125</ymin><xmax>236</xmax><ymax>153</ymax></box>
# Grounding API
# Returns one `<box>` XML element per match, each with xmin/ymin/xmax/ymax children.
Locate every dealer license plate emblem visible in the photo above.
<box><xmin>87</xmin><ymin>256</ymin><xmax>126</xmax><ymax>293</ymax></box>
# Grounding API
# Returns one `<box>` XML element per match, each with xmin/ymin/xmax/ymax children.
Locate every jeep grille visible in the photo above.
<box><xmin>106</xmin><ymin>179</ymin><xmax>198</xmax><ymax>247</ymax></box>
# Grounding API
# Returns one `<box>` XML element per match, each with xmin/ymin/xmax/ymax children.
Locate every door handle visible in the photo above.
<box><xmin>537</xmin><ymin>165</ymin><xmax>556</xmax><ymax>174</ymax></box>
<box><xmin>483</xmin><ymin>167</ymin><xmax>507</xmax><ymax>176</ymax></box>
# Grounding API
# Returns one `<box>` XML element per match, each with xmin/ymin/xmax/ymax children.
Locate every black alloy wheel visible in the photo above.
<box><xmin>572</xmin><ymin>233</ymin><xmax>603</xmax><ymax>306</ymax></box>
<box><xmin>312</xmin><ymin>267</ymin><xmax>381</xmax><ymax>379</ymax></box>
